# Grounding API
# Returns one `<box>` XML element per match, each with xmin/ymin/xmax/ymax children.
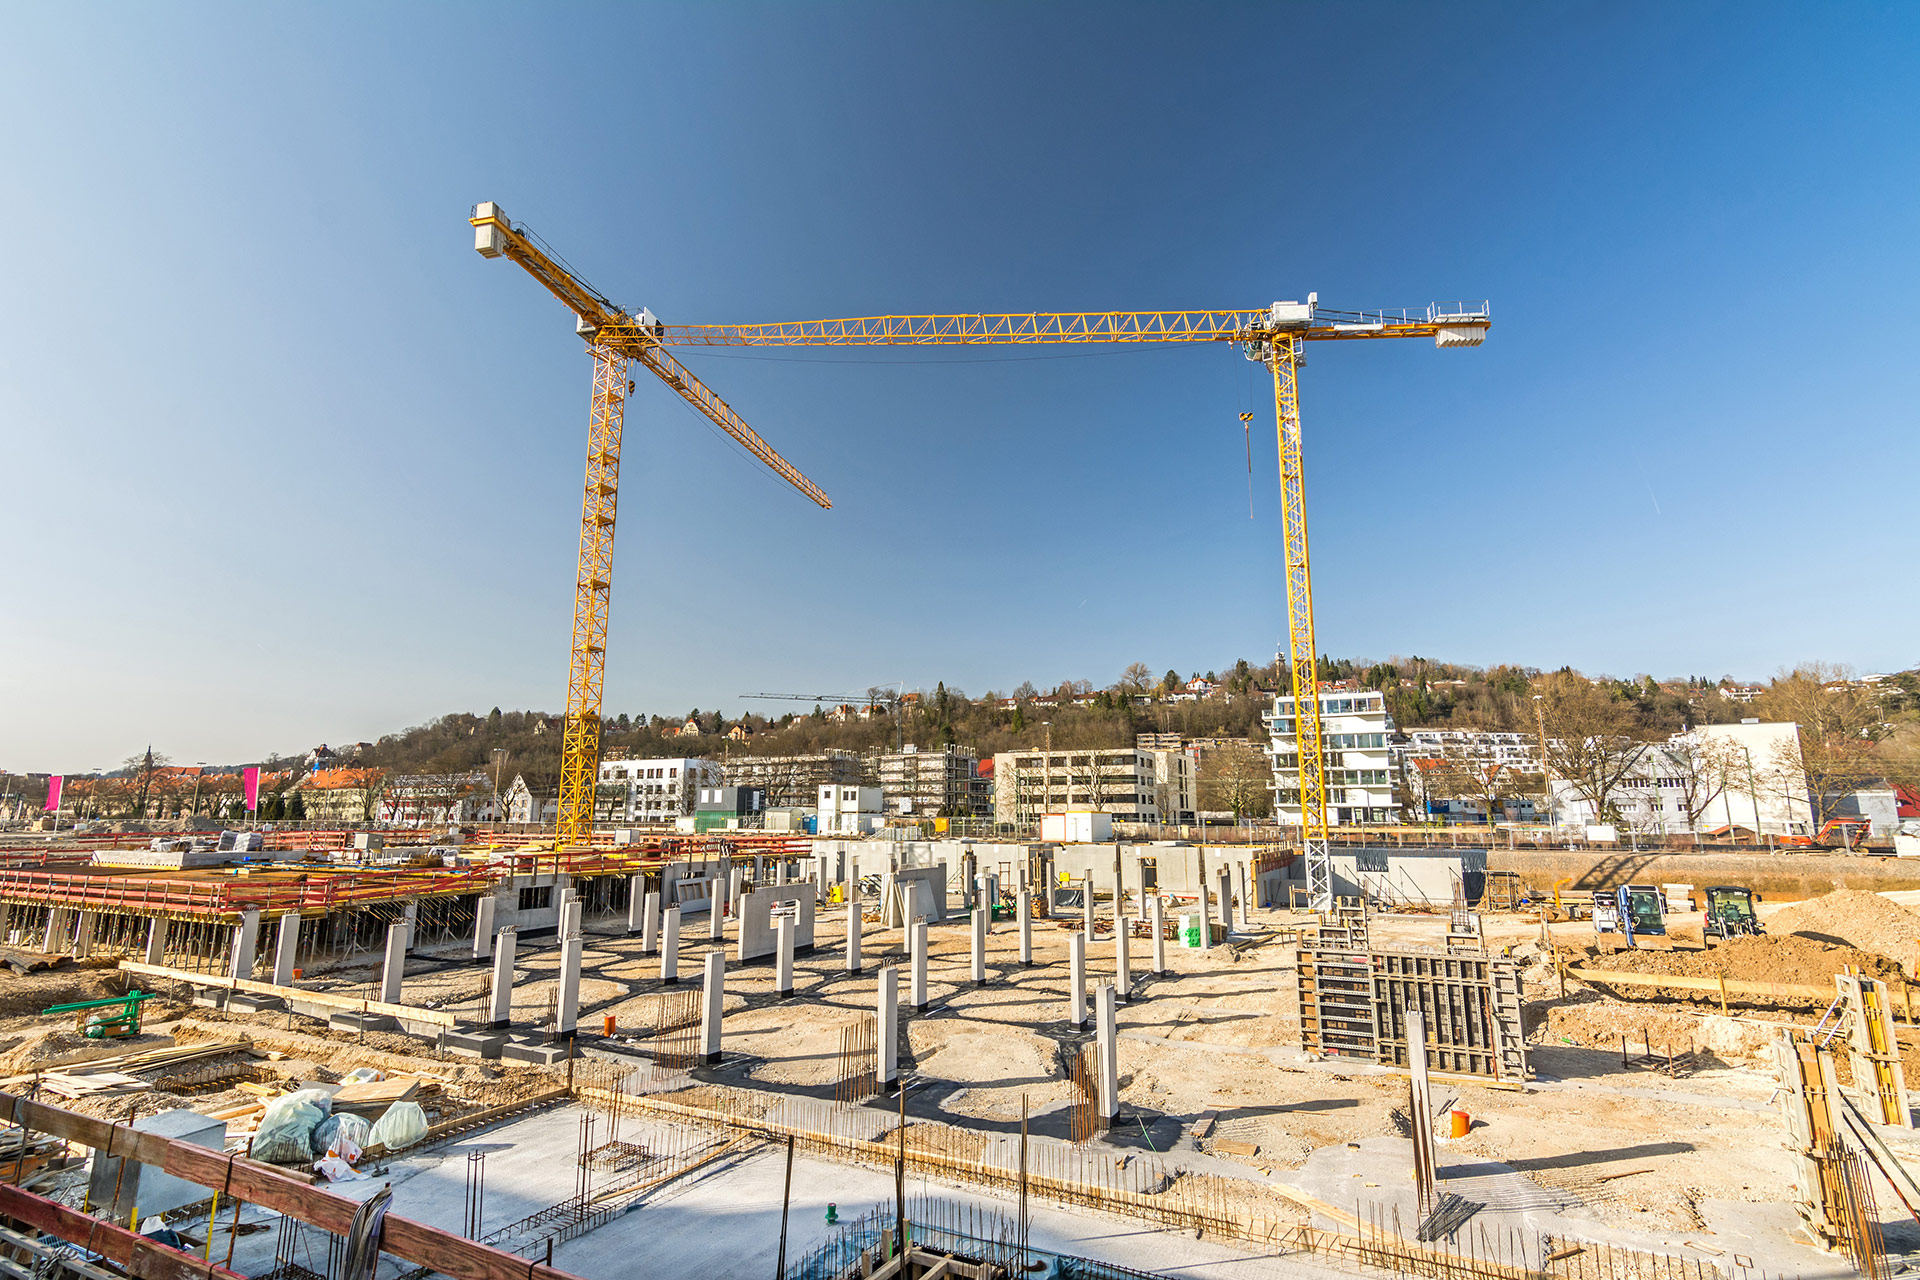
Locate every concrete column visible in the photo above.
<box><xmin>272</xmin><ymin>913</ymin><xmax>300</xmax><ymax>986</ymax></box>
<box><xmin>487</xmin><ymin>928</ymin><xmax>516</xmax><ymax>1028</ymax></box>
<box><xmin>728</xmin><ymin>865</ymin><xmax>745</xmax><ymax>917</ymax></box>
<box><xmin>776</xmin><ymin>860</ymin><xmax>788</xmax><ymax>887</ymax></box>
<box><xmin>775</xmin><ymin>917</ymin><xmax>795</xmax><ymax>998</ymax></box>
<box><xmin>718</xmin><ymin>858</ymin><xmax>733</xmax><ymax>917</ymax></box>
<box><xmin>1082</xmin><ymin>876</ymin><xmax>1095</xmax><ymax>944</ymax></box>
<box><xmin>699</xmin><ymin>951</ymin><xmax>725</xmax><ymax>1063</ymax></box>
<box><xmin>910</xmin><ymin>920</ymin><xmax>929</xmax><ymax>1012</ymax></box>
<box><xmin>1068</xmin><ymin>933</ymin><xmax>1086</xmax><ymax>1029</ymax></box>
<box><xmin>640</xmin><ymin>891</ymin><xmax>661</xmax><ymax>954</ymax></box>
<box><xmin>1095</xmin><ymin>983</ymin><xmax>1119</xmax><ymax>1126</ymax></box>
<box><xmin>1114</xmin><ymin>918</ymin><xmax>1131</xmax><ymax>1002</ymax></box>
<box><xmin>1017</xmin><ymin>869</ymin><xmax>1033</xmax><ymax>966</ymax></box>
<box><xmin>72</xmin><ymin>913</ymin><xmax>95</xmax><ymax>960</ymax></box>
<box><xmin>560</xmin><ymin>897</ymin><xmax>582</xmax><ymax>940</ymax></box>
<box><xmin>40</xmin><ymin>909</ymin><xmax>64</xmax><ymax>955</ymax></box>
<box><xmin>877</xmin><ymin>966</ymin><xmax>899</xmax><ymax>1084</ymax></box>
<box><xmin>555</xmin><ymin>933</ymin><xmax>583</xmax><ymax>1037</ymax></box>
<box><xmin>1152</xmin><ymin>894</ymin><xmax>1167</xmax><ymax>975</ymax></box>
<box><xmin>1197</xmin><ymin>876</ymin><xmax>1213</xmax><ymax>953</ymax></box>
<box><xmin>473</xmin><ymin>896</ymin><xmax>496</xmax><ymax>960</ymax></box>
<box><xmin>879</xmin><ymin>872</ymin><xmax>898</xmax><ymax>928</ymax></box>
<box><xmin>227</xmin><ymin>908</ymin><xmax>261</xmax><ymax>981</ymax></box>
<box><xmin>626</xmin><ymin>875</ymin><xmax>646</xmax><ymax>935</ymax></box>
<box><xmin>661</xmin><ymin>906</ymin><xmax>682</xmax><ymax>984</ymax></box>
<box><xmin>846</xmin><ymin>891</ymin><xmax>863</xmax><ymax>974</ymax></box>
<box><xmin>708</xmin><ymin>882</ymin><xmax>724</xmax><ymax>940</ymax></box>
<box><xmin>1220</xmin><ymin>870</ymin><xmax>1236</xmax><ymax>933</ymax></box>
<box><xmin>971</xmin><ymin>907</ymin><xmax>988</xmax><ymax>986</ymax></box>
<box><xmin>378</xmin><ymin>921</ymin><xmax>406</xmax><ymax>1004</ymax></box>
<box><xmin>143</xmin><ymin>917</ymin><xmax>164</xmax><ymax>966</ymax></box>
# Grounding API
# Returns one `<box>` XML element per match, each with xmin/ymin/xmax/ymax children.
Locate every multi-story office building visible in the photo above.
<box><xmin>597</xmin><ymin>757</ymin><xmax>723</xmax><ymax>825</ymax></box>
<box><xmin>991</xmin><ymin>748</ymin><xmax>1197</xmax><ymax>826</ymax></box>
<box><xmin>1264</xmin><ymin>687</ymin><xmax>1398</xmax><ymax>826</ymax></box>
<box><xmin>871</xmin><ymin>745</ymin><xmax>988</xmax><ymax>817</ymax></box>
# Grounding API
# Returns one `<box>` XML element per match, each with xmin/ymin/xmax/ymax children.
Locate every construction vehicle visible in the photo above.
<box><xmin>1702</xmin><ymin>885</ymin><xmax>1763</xmax><ymax>943</ymax></box>
<box><xmin>1592</xmin><ymin>885</ymin><xmax>1671</xmax><ymax>952</ymax></box>
<box><xmin>471</xmin><ymin>205</ymin><xmax>1488</xmax><ymax>886</ymax></box>
<box><xmin>43</xmin><ymin>990</ymin><xmax>156</xmax><ymax>1039</ymax></box>
<box><xmin>1777</xmin><ymin>817</ymin><xmax>1874</xmax><ymax>851</ymax></box>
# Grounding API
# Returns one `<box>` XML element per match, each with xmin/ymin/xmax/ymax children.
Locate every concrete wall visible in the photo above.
<box><xmin>1331</xmin><ymin>846</ymin><xmax>1482</xmax><ymax>906</ymax></box>
<box><xmin>735</xmin><ymin>887</ymin><xmax>817</xmax><ymax>961</ymax></box>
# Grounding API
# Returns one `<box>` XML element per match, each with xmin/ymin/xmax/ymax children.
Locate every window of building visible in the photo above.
<box><xmin>518</xmin><ymin>885</ymin><xmax>553</xmax><ymax>912</ymax></box>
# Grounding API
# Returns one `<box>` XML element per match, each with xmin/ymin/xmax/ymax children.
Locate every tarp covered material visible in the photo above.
<box><xmin>251</xmin><ymin>1096</ymin><xmax>325</xmax><ymax>1166</ymax></box>
<box><xmin>368</xmin><ymin>1102</ymin><xmax>427</xmax><ymax>1151</ymax></box>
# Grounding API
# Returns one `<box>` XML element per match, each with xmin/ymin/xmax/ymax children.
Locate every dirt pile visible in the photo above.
<box><xmin>1767</xmin><ymin>890</ymin><xmax>1920</xmax><ymax>971</ymax></box>
<box><xmin>1573</xmin><ymin>933</ymin><xmax>1903</xmax><ymax>986</ymax></box>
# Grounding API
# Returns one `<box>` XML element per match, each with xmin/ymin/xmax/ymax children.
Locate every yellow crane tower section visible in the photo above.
<box><xmin>657</xmin><ymin>299</ymin><xmax>1490</xmax><ymax>907</ymax></box>
<box><xmin>469</xmin><ymin>203</ymin><xmax>831</xmax><ymax>846</ymax></box>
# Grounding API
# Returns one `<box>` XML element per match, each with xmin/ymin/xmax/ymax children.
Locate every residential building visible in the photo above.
<box><xmin>1720</xmin><ymin>683</ymin><xmax>1766</xmax><ymax>704</ymax></box>
<box><xmin>597</xmin><ymin>757</ymin><xmax>722</xmax><ymax>825</ymax></box>
<box><xmin>1393</xmin><ymin>729</ymin><xmax>1543</xmax><ymax>823</ymax></box>
<box><xmin>289</xmin><ymin>768</ymin><xmax>386</xmax><ymax>824</ymax></box>
<box><xmin>503</xmin><ymin>773</ymin><xmax>559</xmax><ymax>826</ymax></box>
<box><xmin>1264</xmin><ymin>688</ymin><xmax>1397</xmax><ymax>826</ymax></box>
<box><xmin>991</xmin><ymin>748</ymin><xmax>1197</xmax><ymax>826</ymax></box>
<box><xmin>722</xmin><ymin>751</ymin><xmax>870</xmax><ymax>809</ymax></box>
<box><xmin>378</xmin><ymin>771</ymin><xmax>497</xmax><ymax>826</ymax></box>
<box><xmin>871</xmin><ymin>745</ymin><xmax>988</xmax><ymax>817</ymax></box>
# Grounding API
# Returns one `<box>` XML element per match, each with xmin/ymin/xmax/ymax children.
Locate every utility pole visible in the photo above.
<box><xmin>1042</xmin><ymin>721</ymin><xmax>1052</xmax><ymax>834</ymax></box>
<box><xmin>1532</xmin><ymin>695</ymin><xmax>1553</xmax><ymax>829</ymax></box>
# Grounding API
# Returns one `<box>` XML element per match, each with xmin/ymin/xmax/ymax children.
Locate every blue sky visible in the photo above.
<box><xmin>3</xmin><ymin>3</ymin><xmax>1916</xmax><ymax>771</ymax></box>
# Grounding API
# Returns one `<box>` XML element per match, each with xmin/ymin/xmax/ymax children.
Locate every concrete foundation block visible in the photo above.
<box><xmin>225</xmin><ymin>992</ymin><xmax>284</xmax><ymax>1014</ymax></box>
<box><xmin>328</xmin><ymin>1011</ymin><xmax>398</xmax><ymax>1034</ymax></box>
<box><xmin>501</xmin><ymin>1039</ymin><xmax>572</xmax><ymax>1066</ymax></box>
<box><xmin>442</xmin><ymin>1030</ymin><xmax>508</xmax><ymax>1060</ymax></box>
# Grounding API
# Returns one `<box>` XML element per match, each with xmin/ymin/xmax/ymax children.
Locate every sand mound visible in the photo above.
<box><xmin>1574</xmin><ymin>933</ymin><xmax>1902</xmax><ymax>989</ymax></box>
<box><xmin>1768</xmin><ymin>890</ymin><xmax>1920</xmax><ymax>971</ymax></box>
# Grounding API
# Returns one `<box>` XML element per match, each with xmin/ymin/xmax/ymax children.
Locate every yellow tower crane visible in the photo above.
<box><xmin>650</xmin><ymin>300</ymin><xmax>1491</xmax><ymax>907</ymax></box>
<box><xmin>468</xmin><ymin>203</ymin><xmax>832</xmax><ymax>846</ymax></box>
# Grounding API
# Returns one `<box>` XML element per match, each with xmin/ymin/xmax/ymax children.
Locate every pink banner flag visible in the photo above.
<box><xmin>242</xmin><ymin>766</ymin><xmax>261</xmax><ymax>813</ymax></box>
<box><xmin>44</xmin><ymin>776</ymin><xmax>62</xmax><ymax>812</ymax></box>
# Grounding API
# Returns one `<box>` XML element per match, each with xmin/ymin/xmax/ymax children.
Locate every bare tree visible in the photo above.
<box><xmin>1430</xmin><ymin>745</ymin><xmax>1517</xmax><ymax>826</ymax></box>
<box><xmin>1755</xmin><ymin>665</ymin><xmax>1888</xmax><ymax>827</ymax></box>
<box><xmin>1199</xmin><ymin>742</ymin><xmax>1273</xmax><ymax>820</ymax></box>
<box><xmin>1535</xmin><ymin>672</ymin><xmax>1650</xmax><ymax>824</ymax></box>
<box><xmin>1120</xmin><ymin>662</ymin><xmax>1154</xmax><ymax>695</ymax></box>
<box><xmin>1665</xmin><ymin>733</ymin><xmax>1744</xmax><ymax>830</ymax></box>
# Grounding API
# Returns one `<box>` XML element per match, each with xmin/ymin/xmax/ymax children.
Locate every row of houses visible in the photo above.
<box><xmin>1261</xmin><ymin>687</ymin><xmax>1911</xmax><ymax>837</ymax></box>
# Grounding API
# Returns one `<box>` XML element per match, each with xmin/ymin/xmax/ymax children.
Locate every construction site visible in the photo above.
<box><xmin>0</xmin><ymin>56</ymin><xmax>1912</xmax><ymax>1280</ymax></box>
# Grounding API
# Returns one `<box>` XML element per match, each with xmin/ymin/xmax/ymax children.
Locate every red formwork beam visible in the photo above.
<box><xmin>0</xmin><ymin>1092</ymin><xmax>581</xmax><ymax>1280</ymax></box>
<box><xmin>0</xmin><ymin>1179</ymin><xmax>244</xmax><ymax>1280</ymax></box>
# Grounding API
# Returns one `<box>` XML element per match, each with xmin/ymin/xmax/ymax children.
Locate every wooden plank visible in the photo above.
<box><xmin>120</xmin><ymin>961</ymin><xmax>457</xmax><ymax>1027</ymax></box>
<box><xmin>0</xmin><ymin>1178</ymin><xmax>245</xmax><ymax>1280</ymax></box>
<box><xmin>0</xmin><ymin>1091</ymin><xmax>577</xmax><ymax>1280</ymax></box>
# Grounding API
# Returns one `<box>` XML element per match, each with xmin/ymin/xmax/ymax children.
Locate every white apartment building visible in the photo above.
<box><xmin>1394</xmin><ymin>729</ymin><xmax>1544</xmax><ymax>823</ymax></box>
<box><xmin>991</xmin><ymin>748</ymin><xmax>1197</xmax><ymax>826</ymax></box>
<box><xmin>598</xmin><ymin>757</ymin><xmax>723</xmax><ymax>825</ymax></box>
<box><xmin>1264</xmin><ymin>688</ymin><xmax>1398</xmax><ymax>826</ymax></box>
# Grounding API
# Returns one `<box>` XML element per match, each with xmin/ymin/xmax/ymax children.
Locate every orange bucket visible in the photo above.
<box><xmin>603</xmin><ymin>1014</ymin><xmax>617</xmax><ymax>1037</ymax></box>
<box><xmin>1448</xmin><ymin>1110</ymin><xmax>1470</xmax><ymax>1138</ymax></box>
